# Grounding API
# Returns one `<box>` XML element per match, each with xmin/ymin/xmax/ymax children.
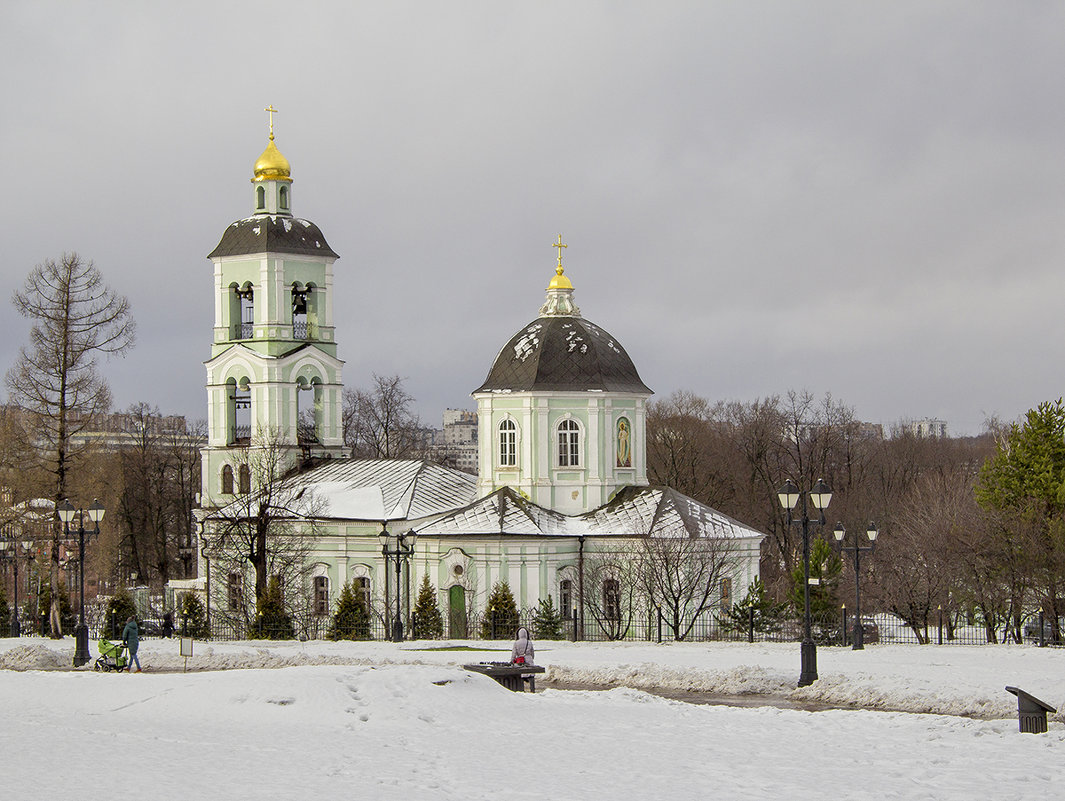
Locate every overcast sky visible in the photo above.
<box><xmin>2</xmin><ymin>2</ymin><xmax>1063</xmax><ymax>436</ymax></box>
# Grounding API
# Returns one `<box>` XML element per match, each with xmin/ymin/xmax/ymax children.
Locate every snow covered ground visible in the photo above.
<box><xmin>2</xmin><ymin>637</ymin><xmax>1064</xmax><ymax>799</ymax></box>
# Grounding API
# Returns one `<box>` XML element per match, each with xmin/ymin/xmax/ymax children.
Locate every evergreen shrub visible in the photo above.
<box><xmin>411</xmin><ymin>574</ymin><xmax>443</xmax><ymax>640</ymax></box>
<box><xmin>480</xmin><ymin>581</ymin><xmax>519</xmax><ymax>639</ymax></box>
<box><xmin>331</xmin><ymin>581</ymin><xmax>370</xmax><ymax>640</ymax></box>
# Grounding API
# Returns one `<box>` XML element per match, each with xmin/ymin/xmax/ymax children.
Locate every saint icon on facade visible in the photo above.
<box><xmin>617</xmin><ymin>417</ymin><xmax>631</xmax><ymax>467</ymax></box>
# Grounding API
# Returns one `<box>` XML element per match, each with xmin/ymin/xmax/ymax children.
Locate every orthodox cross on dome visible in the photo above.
<box><xmin>541</xmin><ymin>232</ymin><xmax>579</xmax><ymax>317</ymax></box>
<box><xmin>265</xmin><ymin>105</ymin><xmax>279</xmax><ymax>140</ymax></box>
<box><xmin>552</xmin><ymin>233</ymin><xmax>567</xmax><ymax>276</ymax></box>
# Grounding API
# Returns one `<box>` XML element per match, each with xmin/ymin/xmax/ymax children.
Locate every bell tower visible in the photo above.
<box><xmin>200</xmin><ymin>107</ymin><xmax>347</xmax><ymax>507</ymax></box>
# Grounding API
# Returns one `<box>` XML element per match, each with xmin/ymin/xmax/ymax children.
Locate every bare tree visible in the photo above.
<box><xmin>112</xmin><ymin>405</ymin><xmax>202</xmax><ymax>588</ymax></box>
<box><xmin>342</xmin><ymin>374</ymin><xmax>424</xmax><ymax>459</ymax></box>
<box><xmin>200</xmin><ymin>427</ymin><xmax>320</xmax><ymax>629</ymax></box>
<box><xmin>581</xmin><ymin>545</ymin><xmax>640</xmax><ymax>640</ymax></box>
<box><xmin>5</xmin><ymin>254</ymin><xmax>134</xmax><ymax>636</ymax></box>
<box><xmin>636</xmin><ymin>532</ymin><xmax>740</xmax><ymax>641</ymax></box>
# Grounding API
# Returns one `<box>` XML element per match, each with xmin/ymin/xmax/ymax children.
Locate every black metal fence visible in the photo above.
<box><xmin>51</xmin><ymin>606</ymin><xmax>1063</xmax><ymax>646</ymax></box>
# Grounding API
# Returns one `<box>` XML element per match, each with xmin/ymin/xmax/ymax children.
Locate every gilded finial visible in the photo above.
<box><xmin>546</xmin><ymin>233</ymin><xmax>574</xmax><ymax>292</ymax></box>
<box><xmin>265</xmin><ymin>105</ymin><xmax>278</xmax><ymax>141</ymax></box>
<box><xmin>553</xmin><ymin>233</ymin><xmax>567</xmax><ymax>275</ymax></box>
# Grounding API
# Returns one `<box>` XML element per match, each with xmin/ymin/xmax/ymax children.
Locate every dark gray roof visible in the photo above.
<box><xmin>474</xmin><ymin>316</ymin><xmax>652</xmax><ymax>394</ymax></box>
<box><xmin>208</xmin><ymin>215</ymin><xmax>339</xmax><ymax>259</ymax></box>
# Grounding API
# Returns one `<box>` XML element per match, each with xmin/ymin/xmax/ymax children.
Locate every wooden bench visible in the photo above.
<box><xmin>464</xmin><ymin>662</ymin><xmax>546</xmax><ymax>692</ymax></box>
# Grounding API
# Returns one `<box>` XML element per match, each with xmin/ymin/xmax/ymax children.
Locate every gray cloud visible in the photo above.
<box><xmin>2</xmin><ymin>2</ymin><xmax>1062</xmax><ymax>435</ymax></box>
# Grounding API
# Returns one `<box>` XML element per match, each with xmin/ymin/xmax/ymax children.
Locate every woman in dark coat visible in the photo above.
<box><xmin>122</xmin><ymin>616</ymin><xmax>142</xmax><ymax>672</ymax></box>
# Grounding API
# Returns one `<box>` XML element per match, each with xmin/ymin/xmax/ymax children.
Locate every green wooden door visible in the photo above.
<box><xmin>449</xmin><ymin>585</ymin><xmax>467</xmax><ymax>639</ymax></box>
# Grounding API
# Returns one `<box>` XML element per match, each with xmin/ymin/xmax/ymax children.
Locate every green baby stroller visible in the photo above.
<box><xmin>94</xmin><ymin>638</ymin><xmax>128</xmax><ymax>672</ymax></box>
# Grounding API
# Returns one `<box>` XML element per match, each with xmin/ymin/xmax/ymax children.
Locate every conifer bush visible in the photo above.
<box><xmin>411</xmin><ymin>574</ymin><xmax>443</xmax><ymax>640</ymax></box>
<box><xmin>104</xmin><ymin>590</ymin><xmax>137</xmax><ymax>638</ymax></box>
<box><xmin>254</xmin><ymin>575</ymin><xmax>294</xmax><ymax>640</ymax></box>
<box><xmin>177</xmin><ymin>592</ymin><xmax>210</xmax><ymax>639</ymax></box>
<box><xmin>717</xmin><ymin>577</ymin><xmax>787</xmax><ymax>635</ymax></box>
<box><xmin>331</xmin><ymin>581</ymin><xmax>370</xmax><ymax>640</ymax></box>
<box><xmin>480</xmin><ymin>580</ymin><xmax>519</xmax><ymax>639</ymax></box>
<box><xmin>532</xmin><ymin>594</ymin><xmax>564</xmax><ymax>640</ymax></box>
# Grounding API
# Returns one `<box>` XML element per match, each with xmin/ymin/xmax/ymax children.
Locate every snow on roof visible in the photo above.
<box><xmin>417</xmin><ymin>486</ymin><xmax>765</xmax><ymax>540</ymax></box>
<box><xmin>283</xmin><ymin>459</ymin><xmax>477</xmax><ymax>521</ymax></box>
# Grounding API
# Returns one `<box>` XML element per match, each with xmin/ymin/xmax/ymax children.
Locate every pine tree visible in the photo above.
<box><xmin>178</xmin><ymin>592</ymin><xmax>210</xmax><ymax>639</ymax></box>
<box><xmin>331</xmin><ymin>581</ymin><xmax>370</xmax><ymax>640</ymax></box>
<box><xmin>717</xmin><ymin>577</ymin><xmax>787</xmax><ymax>635</ymax></box>
<box><xmin>788</xmin><ymin>537</ymin><xmax>843</xmax><ymax>635</ymax></box>
<box><xmin>255</xmin><ymin>575</ymin><xmax>293</xmax><ymax>640</ymax></box>
<box><xmin>532</xmin><ymin>594</ymin><xmax>564</xmax><ymax>640</ymax></box>
<box><xmin>411</xmin><ymin>574</ymin><xmax>443</xmax><ymax>640</ymax></box>
<box><xmin>480</xmin><ymin>580</ymin><xmax>519</xmax><ymax>639</ymax></box>
<box><xmin>104</xmin><ymin>590</ymin><xmax>137</xmax><ymax>638</ymax></box>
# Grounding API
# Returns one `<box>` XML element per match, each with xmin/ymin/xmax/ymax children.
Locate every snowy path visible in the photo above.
<box><xmin>2</xmin><ymin>661</ymin><xmax>1063</xmax><ymax>800</ymax></box>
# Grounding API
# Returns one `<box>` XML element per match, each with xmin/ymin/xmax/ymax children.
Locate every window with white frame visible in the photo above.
<box><xmin>499</xmin><ymin>419</ymin><xmax>517</xmax><ymax>466</ymax></box>
<box><xmin>557</xmin><ymin>418</ymin><xmax>580</xmax><ymax>467</ymax></box>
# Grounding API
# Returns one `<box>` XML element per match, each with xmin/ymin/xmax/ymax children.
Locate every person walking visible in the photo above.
<box><xmin>122</xmin><ymin>616</ymin><xmax>142</xmax><ymax>673</ymax></box>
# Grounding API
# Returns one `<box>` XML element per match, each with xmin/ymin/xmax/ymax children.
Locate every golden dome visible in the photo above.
<box><xmin>547</xmin><ymin>264</ymin><xmax>573</xmax><ymax>290</ymax></box>
<box><xmin>252</xmin><ymin>135</ymin><xmax>292</xmax><ymax>183</ymax></box>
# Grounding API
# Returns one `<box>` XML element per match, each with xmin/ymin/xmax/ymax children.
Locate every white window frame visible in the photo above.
<box><xmin>557</xmin><ymin>418</ymin><xmax>581</xmax><ymax>467</ymax></box>
<box><xmin>498</xmin><ymin>418</ymin><xmax>518</xmax><ymax>467</ymax></box>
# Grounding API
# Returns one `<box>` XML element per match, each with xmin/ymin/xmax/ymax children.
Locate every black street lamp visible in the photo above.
<box><xmin>778</xmin><ymin>477</ymin><xmax>832</xmax><ymax>687</ymax></box>
<box><xmin>0</xmin><ymin>536</ymin><xmax>33</xmax><ymax>637</ymax></box>
<box><xmin>378</xmin><ymin>525</ymin><xmax>417</xmax><ymax>642</ymax></box>
<box><xmin>57</xmin><ymin>499</ymin><xmax>105</xmax><ymax>667</ymax></box>
<box><xmin>833</xmin><ymin>521</ymin><xmax>878</xmax><ymax>650</ymax></box>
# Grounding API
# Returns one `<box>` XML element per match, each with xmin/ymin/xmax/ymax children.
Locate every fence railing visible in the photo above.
<box><xmin>35</xmin><ymin>607</ymin><xmax>1061</xmax><ymax>646</ymax></box>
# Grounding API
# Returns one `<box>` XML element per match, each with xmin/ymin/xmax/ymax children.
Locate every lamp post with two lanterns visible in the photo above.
<box><xmin>0</xmin><ymin>536</ymin><xmax>34</xmax><ymax>637</ymax></box>
<box><xmin>378</xmin><ymin>525</ymin><xmax>417</xmax><ymax>642</ymax></box>
<box><xmin>833</xmin><ymin>521</ymin><xmax>878</xmax><ymax>650</ymax></box>
<box><xmin>777</xmin><ymin>478</ymin><xmax>833</xmax><ymax>687</ymax></box>
<box><xmin>57</xmin><ymin>499</ymin><xmax>105</xmax><ymax>667</ymax></box>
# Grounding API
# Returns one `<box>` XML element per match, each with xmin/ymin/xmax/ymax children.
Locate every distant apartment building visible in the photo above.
<box><xmin>426</xmin><ymin>409</ymin><xmax>478</xmax><ymax>473</ymax></box>
<box><xmin>911</xmin><ymin>418</ymin><xmax>948</xmax><ymax>438</ymax></box>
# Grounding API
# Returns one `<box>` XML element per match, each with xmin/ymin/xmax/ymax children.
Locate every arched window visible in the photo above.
<box><xmin>256</xmin><ymin>185</ymin><xmax>265</xmax><ymax>210</ymax></box>
<box><xmin>296</xmin><ymin>377</ymin><xmax>321</xmax><ymax>444</ymax></box>
<box><xmin>355</xmin><ymin>576</ymin><xmax>371</xmax><ymax>612</ymax></box>
<box><xmin>557</xmin><ymin>418</ymin><xmax>580</xmax><ymax>467</ymax></box>
<box><xmin>279</xmin><ymin>185</ymin><xmax>289</xmax><ymax>210</ymax></box>
<box><xmin>232</xmin><ymin>383</ymin><xmax>251</xmax><ymax>444</ymax></box>
<box><xmin>292</xmin><ymin>284</ymin><xmax>308</xmax><ymax>339</ymax></box>
<box><xmin>238</xmin><ymin>464</ymin><xmax>251</xmax><ymax>495</ymax></box>
<box><xmin>221</xmin><ymin>465</ymin><xmax>234</xmax><ymax>495</ymax></box>
<box><xmin>234</xmin><ymin>285</ymin><xmax>254</xmax><ymax>339</ymax></box>
<box><xmin>559</xmin><ymin>578</ymin><xmax>573</xmax><ymax>619</ymax></box>
<box><xmin>313</xmin><ymin>575</ymin><xmax>329</xmax><ymax>616</ymax></box>
<box><xmin>227</xmin><ymin>572</ymin><xmax>243</xmax><ymax>611</ymax></box>
<box><xmin>603</xmin><ymin>579</ymin><xmax>620</xmax><ymax>622</ymax></box>
<box><xmin>498</xmin><ymin>419</ymin><xmax>517</xmax><ymax>466</ymax></box>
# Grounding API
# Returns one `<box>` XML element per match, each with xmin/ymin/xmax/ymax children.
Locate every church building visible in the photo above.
<box><xmin>192</xmin><ymin>119</ymin><xmax>764</xmax><ymax>639</ymax></box>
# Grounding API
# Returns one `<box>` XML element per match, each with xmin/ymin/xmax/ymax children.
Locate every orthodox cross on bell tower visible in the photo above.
<box><xmin>265</xmin><ymin>104</ymin><xmax>279</xmax><ymax>140</ymax></box>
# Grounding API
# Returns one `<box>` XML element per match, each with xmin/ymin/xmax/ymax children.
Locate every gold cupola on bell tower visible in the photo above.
<box><xmin>251</xmin><ymin>105</ymin><xmax>293</xmax><ymax>215</ymax></box>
